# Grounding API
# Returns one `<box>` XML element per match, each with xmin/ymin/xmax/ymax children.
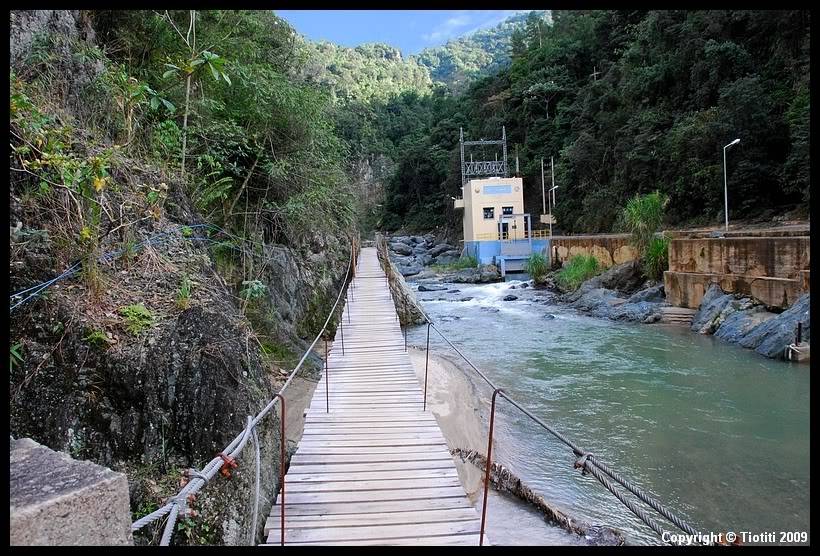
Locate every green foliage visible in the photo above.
<box><xmin>433</xmin><ymin>255</ymin><xmax>478</xmax><ymax>271</ymax></box>
<box><xmin>525</xmin><ymin>252</ymin><xmax>549</xmax><ymax>283</ymax></box>
<box><xmin>644</xmin><ymin>234</ymin><xmax>670</xmax><ymax>281</ymax></box>
<box><xmin>83</xmin><ymin>329</ymin><xmax>109</xmax><ymax>349</ymax></box>
<box><xmin>119</xmin><ymin>303</ymin><xmax>154</xmax><ymax>335</ymax></box>
<box><xmin>176</xmin><ymin>275</ymin><xmax>193</xmax><ymax>309</ymax></box>
<box><xmin>10</xmin><ymin>342</ymin><xmax>24</xmax><ymax>370</ymax></box>
<box><xmin>556</xmin><ymin>254</ymin><xmax>601</xmax><ymax>291</ymax></box>
<box><xmin>240</xmin><ymin>280</ymin><xmax>267</xmax><ymax>300</ymax></box>
<box><xmin>622</xmin><ymin>191</ymin><xmax>668</xmax><ymax>259</ymax></box>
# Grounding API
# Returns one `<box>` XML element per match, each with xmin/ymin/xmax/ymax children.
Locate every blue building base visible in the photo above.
<box><xmin>463</xmin><ymin>239</ymin><xmax>550</xmax><ymax>275</ymax></box>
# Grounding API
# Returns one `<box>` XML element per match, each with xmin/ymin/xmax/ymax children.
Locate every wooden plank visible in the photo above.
<box><xmin>267</xmin><ymin>520</ymin><xmax>480</xmax><ymax>543</ymax></box>
<box><xmin>286</xmin><ymin>460</ymin><xmax>458</xmax><ymax>474</ymax></box>
<box><xmin>279</xmin><ymin>486</ymin><xmax>469</xmax><ymax>505</ymax></box>
<box><xmin>286</xmin><ymin>476</ymin><xmax>464</xmax><ymax>493</ymax></box>
<box><xmin>285</xmin><ymin>468</ymin><xmax>458</xmax><ymax>483</ymax></box>
<box><xmin>269</xmin><ymin>497</ymin><xmax>473</xmax><ymax>517</ymax></box>
<box><xmin>264</xmin><ymin>508</ymin><xmax>479</xmax><ymax>532</ymax></box>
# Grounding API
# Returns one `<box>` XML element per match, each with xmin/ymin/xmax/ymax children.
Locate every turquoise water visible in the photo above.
<box><xmin>408</xmin><ymin>280</ymin><xmax>810</xmax><ymax>545</ymax></box>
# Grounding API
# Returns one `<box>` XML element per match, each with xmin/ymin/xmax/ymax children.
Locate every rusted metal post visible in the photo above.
<box><xmin>796</xmin><ymin>322</ymin><xmax>802</xmax><ymax>345</ymax></box>
<box><xmin>480</xmin><ymin>388</ymin><xmax>504</xmax><ymax>546</ymax></box>
<box><xmin>423</xmin><ymin>322</ymin><xmax>431</xmax><ymax>411</ymax></box>
<box><xmin>324</xmin><ymin>338</ymin><xmax>329</xmax><ymax>412</ymax></box>
<box><xmin>274</xmin><ymin>393</ymin><xmax>286</xmax><ymax>546</ymax></box>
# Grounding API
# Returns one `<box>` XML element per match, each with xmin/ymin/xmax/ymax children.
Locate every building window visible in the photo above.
<box><xmin>483</xmin><ymin>207</ymin><xmax>494</xmax><ymax>219</ymax></box>
<box><xmin>502</xmin><ymin>206</ymin><xmax>513</xmax><ymax>215</ymax></box>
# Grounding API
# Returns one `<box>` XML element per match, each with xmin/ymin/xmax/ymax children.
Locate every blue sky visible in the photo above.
<box><xmin>275</xmin><ymin>10</ymin><xmax>528</xmax><ymax>55</ymax></box>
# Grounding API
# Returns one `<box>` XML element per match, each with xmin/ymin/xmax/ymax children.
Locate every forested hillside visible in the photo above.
<box><xmin>415</xmin><ymin>11</ymin><xmax>549</xmax><ymax>93</ymax></box>
<box><xmin>373</xmin><ymin>10</ymin><xmax>811</xmax><ymax>234</ymax></box>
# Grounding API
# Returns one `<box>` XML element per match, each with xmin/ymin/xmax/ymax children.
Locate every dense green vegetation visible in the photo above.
<box><xmin>622</xmin><ymin>191</ymin><xmax>670</xmax><ymax>280</ymax></box>
<box><xmin>525</xmin><ymin>252</ymin><xmax>549</xmax><ymax>283</ymax></box>
<box><xmin>556</xmin><ymin>254</ymin><xmax>602</xmax><ymax>290</ymax></box>
<box><xmin>371</xmin><ymin>10</ymin><xmax>810</xmax><ymax>234</ymax></box>
<box><xmin>415</xmin><ymin>11</ymin><xmax>549</xmax><ymax>93</ymax></box>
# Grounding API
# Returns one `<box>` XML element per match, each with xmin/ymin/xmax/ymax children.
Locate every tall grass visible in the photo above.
<box><xmin>525</xmin><ymin>252</ymin><xmax>549</xmax><ymax>283</ymax></box>
<box><xmin>644</xmin><ymin>234</ymin><xmax>670</xmax><ymax>280</ymax></box>
<box><xmin>622</xmin><ymin>191</ymin><xmax>668</xmax><ymax>258</ymax></box>
<box><xmin>556</xmin><ymin>254</ymin><xmax>601</xmax><ymax>291</ymax></box>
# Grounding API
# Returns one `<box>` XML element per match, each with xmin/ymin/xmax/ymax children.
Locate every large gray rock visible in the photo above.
<box><xmin>416</xmin><ymin>253</ymin><xmax>433</xmax><ymax>266</ymax></box>
<box><xmin>433</xmin><ymin>252</ymin><xmax>461</xmax><ymax>265</ymax></box>
<box><xmin>389</xmin><ymin>242</ymin><xmax>413</xmax><ymax>256</ymax></box>
<box><xmin>417</xmin><ymin>284</ymin><xmax>447</xmax><ymax>292</ymax></box>
<box><xmin>429</xmin><ymin>243</ymin><xmax>457</xmax><ymax>258</ymax></box>
<box><xmin>411</xmin><ymin>236</ymin><xmax>426</xmax><ymax>244</ymax></box>
<box><xmin>564</xmin><ymin>261</ymin><xmax>644</xmax><ymax>302</ymax></box>
<box><xmin>626</xmin><ymin>284</ymin><xmax>665</xmax><ymax>304</ymax></box>
<box><xmin>690</xmin><ymin>284</ymin><xmax>756</xmax><ymax>335</ymax></box>
<box><xmin>10</xmin><ymin>437</ymin><xmax>133</xmax><ymax>545</ymax></box>
<box><xmin>451</xmin><ymin>264</ymin><xmax>501</xmax><ymax>284</ymax></box>
<box><xmin>412</xmin><ymin>244</ymin><xmax>429</xmax><ymax>255</ymax></box>
<box><xmin>738</xmin><ymin>294</ymin><xmax>810</xmax><ymax>358</ymax></box>
<box><xmin>397</xmin><ymin>262</ymin><xmax>423</xmax><ymax>277</ymax></box>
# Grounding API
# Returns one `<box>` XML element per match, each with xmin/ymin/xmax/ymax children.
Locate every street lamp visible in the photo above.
<box><xmin>723</xmin><ymin>138</ymin><xmax>740</xmax><ymax>232</ymax></box>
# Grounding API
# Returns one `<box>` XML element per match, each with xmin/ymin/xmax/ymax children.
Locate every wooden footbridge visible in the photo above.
<box><xmin>264</xmin><ymin>247</ymin><xmax>486</xmax><ymax>546</ymax></box>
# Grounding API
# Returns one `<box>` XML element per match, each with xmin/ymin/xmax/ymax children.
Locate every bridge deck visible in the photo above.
<box><xmin>264</xmin><ymin>247</ymin><xmax>485</xmax><ymax>546</ymax></box>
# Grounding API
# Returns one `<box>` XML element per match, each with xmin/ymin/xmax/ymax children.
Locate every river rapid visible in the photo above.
<box><xmin>406</xmin><ymin>278</ymin><xmax>810</xmax><ymax>546</ymax></box>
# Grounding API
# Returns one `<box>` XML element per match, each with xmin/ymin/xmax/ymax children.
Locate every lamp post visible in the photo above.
<box><xmin>548</xmin><ymin>186</ymin><xmax>558</xmax><ymax>237</ymax></box>
<box><xmin>723</xmin><ymin>138</ymin><xmax>740</xmax><ymax>232</ymax></box>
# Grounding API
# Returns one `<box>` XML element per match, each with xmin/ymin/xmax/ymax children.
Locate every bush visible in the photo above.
<box><xmin>622</xmin><ymin>191</ymin><xmax>668</xmax><ymax>258</ymax></box>
<box><xmin>644</xmin><ymin>234</ymin><xmax>670</xmax><ymax>280</ymax></box>
<box><xmin>525</xmin><ymin>252</ymin><xmax>549</xmax><ymax>283</ymax></box>
<box><xmin>556</xmin><ymin>254</ymin><xmax>601</xmax><ymax>291</ymax></box>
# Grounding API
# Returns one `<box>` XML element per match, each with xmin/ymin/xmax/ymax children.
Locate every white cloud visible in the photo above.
<box><xmin>421</xmin><ymin>10</ymin><xmax>528</xmax><ymax>44</ymax></box>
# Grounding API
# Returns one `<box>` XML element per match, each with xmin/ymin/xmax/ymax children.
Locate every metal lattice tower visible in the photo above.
<box><xmin>460</xmin><ymin>127</ymin><xmax>508</xmax><ymax>186</ymax></box>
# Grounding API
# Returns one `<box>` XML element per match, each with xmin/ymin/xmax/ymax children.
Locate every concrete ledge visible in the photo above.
<box><xmin>10</xmin><ymin>437</ymin><xmax>133</xmax><ymax>546</ymax></box>
<box><xmin>668</xmin><ymin>237</ymin><xmax>810</xmax><ymax>279</ymax></box>
<box><xmin>552</xmin><ymin>235</ymin><xmax>637</xmax><ymax>267</ymax></box>
<box><xmin>664</xmin><ymin>271</ymin><xmax>801</xmax><ymax>309</ymax></box>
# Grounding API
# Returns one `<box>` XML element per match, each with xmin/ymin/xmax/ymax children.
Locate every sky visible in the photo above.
<box><xmin>275</xmin><ymin>10</ymin><xmax>528</xmax><ymax>55</ymax></box>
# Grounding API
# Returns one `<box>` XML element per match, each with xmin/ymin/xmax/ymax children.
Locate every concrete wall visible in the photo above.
<box><xmin>550</xmin><ymin>234</ymin><xmax>638</xmax><ymax>268</ymax></box>
<box><xmin>664</xmin><ymin>236</ymin><xmax>810</xmax><ymax>309</ymax></box>
<box><xmin>10</xmin><ymin>437</ymin><xmax>133</xmax><ymax>545</ymax></box>
<box><xmin>667</xmin><ymin>237</ymin><xmax>810</xmax><ymax>279</ymax></box>
<box><xmin>464</xmin><ymin>239</ymin><xmax>549</xmax><ymax>266</ymax></box>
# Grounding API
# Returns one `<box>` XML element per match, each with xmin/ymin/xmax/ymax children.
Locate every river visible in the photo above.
<box><xmin>406</xmin><ymin>278</ymin><xmax>810</xmax><ymax>546</ymax></box>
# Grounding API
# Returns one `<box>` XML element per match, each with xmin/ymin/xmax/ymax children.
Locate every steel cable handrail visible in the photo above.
<box><xmin>376</xmin><ymin>242</ymin><xmax>705</xmax><ymax>544</ymax></box>
<box><xmin>131</xmin><ymin>238</ymin><xmax>356</xmax><ymax>545</ymax></box>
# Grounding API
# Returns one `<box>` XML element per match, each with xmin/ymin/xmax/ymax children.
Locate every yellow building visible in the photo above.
<box><xmin>456</xmin><ymin>177</ymin><xmax>528</xmax><ymax>242</ymax></box>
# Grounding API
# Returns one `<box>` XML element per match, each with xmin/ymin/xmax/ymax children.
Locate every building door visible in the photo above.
<box><xmin>500</xmin><ymin>222</ymin><xmax>509</xmax><ymax>240</ymax></box>
<box><xmin>523</xmin><ymin>215</ymin><xmax>529</xmax><ymax>238</ymax></box>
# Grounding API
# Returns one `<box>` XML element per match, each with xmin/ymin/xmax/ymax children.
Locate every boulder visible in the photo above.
<box><xmin>544</xmin><ymin>314</ymin><xmax>556</xmax><ymax>320</ymax></box>
<box><xmin>434</xmin><ymin>253</ymin><xmax>460</xmax><ymax>265</ymax></box>
<box><xmin>447</xmin><ymin>289</ymin><xmax>461</xmax><ymax>293</ymax></box>
<box><xmin>389</xmin><ymin>242</ymin><xmax>413</xmax><ymax>256</ymax></box>
<box><xmin>418</xmin><ymin>284</ymin><xmax>447</xmax><ymax>292</ymax></box>
<box><xmin>416</xmin><ymin>253</ymin><xmax>433</xmax><ymax>266</ymax></box>
<box><xmin>565</xmin><ymin>261</ymin><xmax>645</xmax><ymax>302</ymax></box>
<box><xmin>397</xmin><ymin>262</ymin><xmax>422</xmax><ymax>277</ymax></box>
<box><xmin>452</xmin><ymin>264</ymin><xmax>501</xmax><ymax>284</ymax></box>
<box><xmin>626</xmin><ymin>284</ymin><xmax>665</xmax><ymax>304</ymax></box>
<box><xmin>412</xmin><ymin>244</ymin><xmax>429</xmax><ymax>255</ymax></box>
<box><xmin>411</xmin><ymin>236</ymin><xmax>426</xmax><ymax>244</ymax></box>
<box><xmin>458</xmin><ymin>297</ymin><xmax>474</xmax><ymax>302</ymax></box>
<box><xmin>429</xmin><ymin>243</ymin><xmax>457</xmax><ymax>258</ymax></box>
<box><xmin>503</xmin><ymin>295</ymin><xmax>518</xmax><ymax>301</ymax></box>
<box><xmin>690</xmin><ymin>284</ymin><xmax>750</xmax><ymax>335</ymax></box>
<box><xmin>738</xmin><ymin>294</ymin><xmax>810</xmax><ymax>358</ymax></box>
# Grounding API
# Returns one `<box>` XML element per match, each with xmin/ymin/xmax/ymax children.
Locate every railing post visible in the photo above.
<box><xmin>796</xmin><ymin>322</ymin><xmax>802</xmax><ymax>345</ymax></box>
<box><xmin>480</xmin><ymin>388</ymin><xmax>504</xmax><ymax>547</ymax></box>
<box><xmin>404</xmin><ymin>296</ymin><xmax>408</xmax><ymax>352</ymax></box>
<box><xmin>340</xmin><ymin>314</ymin><xmax>345</xmax><ymax>356</ymax></box>
<box><xmin>423</xmin><ymin>322</ymin><xmax>431</xmax><ymax>412</ymax></box>
<box><xmin>324</xmin><ymin>338</ymin><xmax>329</xmax><ymax>413</ymax></box>
<box><xmin>274</xmin><ymin>393</ymin><xmax>286</xmax><ymax>546</ymax></box>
